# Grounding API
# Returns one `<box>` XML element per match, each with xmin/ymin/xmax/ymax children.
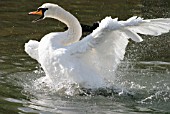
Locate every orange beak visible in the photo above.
<box><xmin>29</xmin><ymin>10</ymin><xmax>43</xmax><ymax>15</ymax></box>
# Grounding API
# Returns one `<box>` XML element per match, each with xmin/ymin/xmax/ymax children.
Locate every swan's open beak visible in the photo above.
<box><xmin>28</xmin><ymin>10</ymin><xmax>44</xmax><ymax>23</ymax></box>
<box><xmin>29</xmin><ymin>10</ymin><xmax>42</xmax><ymax>15</ymax></box>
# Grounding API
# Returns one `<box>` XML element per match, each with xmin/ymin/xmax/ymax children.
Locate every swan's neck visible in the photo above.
<box><xmin>47</xmin><ymin>5</ymin><xmax>82</xmax><ymax>45</ymax></box>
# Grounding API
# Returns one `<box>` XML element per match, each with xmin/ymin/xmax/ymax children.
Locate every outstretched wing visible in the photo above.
<box><xmin>67</xmin><ymin>16</ymin><xmax>170</xmax><ymax>80</ymax></box>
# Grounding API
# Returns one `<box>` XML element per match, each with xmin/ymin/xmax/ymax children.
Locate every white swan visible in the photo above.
<box><xmin>25</xmin><ymin>3</ymin><xmax>170</xmax><ymax>89</ymax></box>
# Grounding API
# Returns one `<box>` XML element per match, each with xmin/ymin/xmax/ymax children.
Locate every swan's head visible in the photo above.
<box><xmin>29</xmin><ymin>3</ymin><xmax>59</xmax><ymax>23</ymax></box>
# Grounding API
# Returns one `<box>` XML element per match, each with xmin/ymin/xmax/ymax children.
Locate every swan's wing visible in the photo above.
<box><xmin>67</xmin><ymin>16</ymin><xmax>170</xmax><ymax>80</ymax></box>
<box><xmin>123</xmin><ymin>17</ymin><xmax>170</xmax><ymax>37</ymax></box>
<box><xmin>25</xmin><ymin>40</ymin><xmax>39</xmax><ymax>61</ymax></box>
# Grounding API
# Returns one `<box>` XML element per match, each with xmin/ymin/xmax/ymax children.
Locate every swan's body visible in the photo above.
<box><xmin>25</xmin><ymin>3</ymin><xmax>170</xmax><ymax>88</ymax></box>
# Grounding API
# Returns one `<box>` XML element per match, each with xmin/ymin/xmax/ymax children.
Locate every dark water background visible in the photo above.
<box><xmin>0</xmin><ymin>0</ymin><xmax>170</xmax><ymax>113</ymax></box>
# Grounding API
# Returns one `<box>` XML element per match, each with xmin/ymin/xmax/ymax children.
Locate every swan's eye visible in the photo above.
<box><xmin>37</xmin><ymin>8</ymin><xmax>48</xmax><ymax>12</ymax></box>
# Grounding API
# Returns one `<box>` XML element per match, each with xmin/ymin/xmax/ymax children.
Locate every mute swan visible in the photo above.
<box><xmin>25</xmin><ymin>3</ymin><xmax>170</xmax><ymax>89</ymax></box>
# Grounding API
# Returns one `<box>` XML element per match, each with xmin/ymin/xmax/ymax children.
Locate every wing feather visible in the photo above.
<box><xmin>25</xmin><ymin>40</ymin><xmax>39</xmax><ymax>61</ymax></box>
<box><xmin>67</xmin><ymin>16</ymin><xmax>170</xmax><ymax>80</ymax></box>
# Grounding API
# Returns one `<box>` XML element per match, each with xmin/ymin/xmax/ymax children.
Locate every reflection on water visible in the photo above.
<box><xmin>0</xmin><ymin>0</ymin><xmax>170</xmax><ymax>113</ymax></box>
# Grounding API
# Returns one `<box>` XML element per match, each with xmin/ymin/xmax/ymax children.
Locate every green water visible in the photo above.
<box><xmin>0</xmin><ymin>0</ymin><xmax>170</xmax><ymax>113</ymax></box>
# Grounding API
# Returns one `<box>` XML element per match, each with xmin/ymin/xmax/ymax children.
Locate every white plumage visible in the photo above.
<box><xmin>25</xmin><ymin>3</ymin><xmax>170</xmax><ymax>89</ymax></box>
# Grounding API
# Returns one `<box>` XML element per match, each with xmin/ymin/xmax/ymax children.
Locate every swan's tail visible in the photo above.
<box><xmin>25</xmin><ymin>40</ymin><xmax>39</xmax><ymax>61</ymax></box>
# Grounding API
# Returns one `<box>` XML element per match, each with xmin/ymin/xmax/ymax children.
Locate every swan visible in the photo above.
<box><xmin>25</xmin><ymin>3</ymin><xmax>170</xmax><ymax>89</ymax></box>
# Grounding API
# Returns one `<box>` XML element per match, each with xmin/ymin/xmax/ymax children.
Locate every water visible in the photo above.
<box><xmin>0</xmin><ymin>0</ymin><xmax>170</xmax><ymax>113</ymax></box>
